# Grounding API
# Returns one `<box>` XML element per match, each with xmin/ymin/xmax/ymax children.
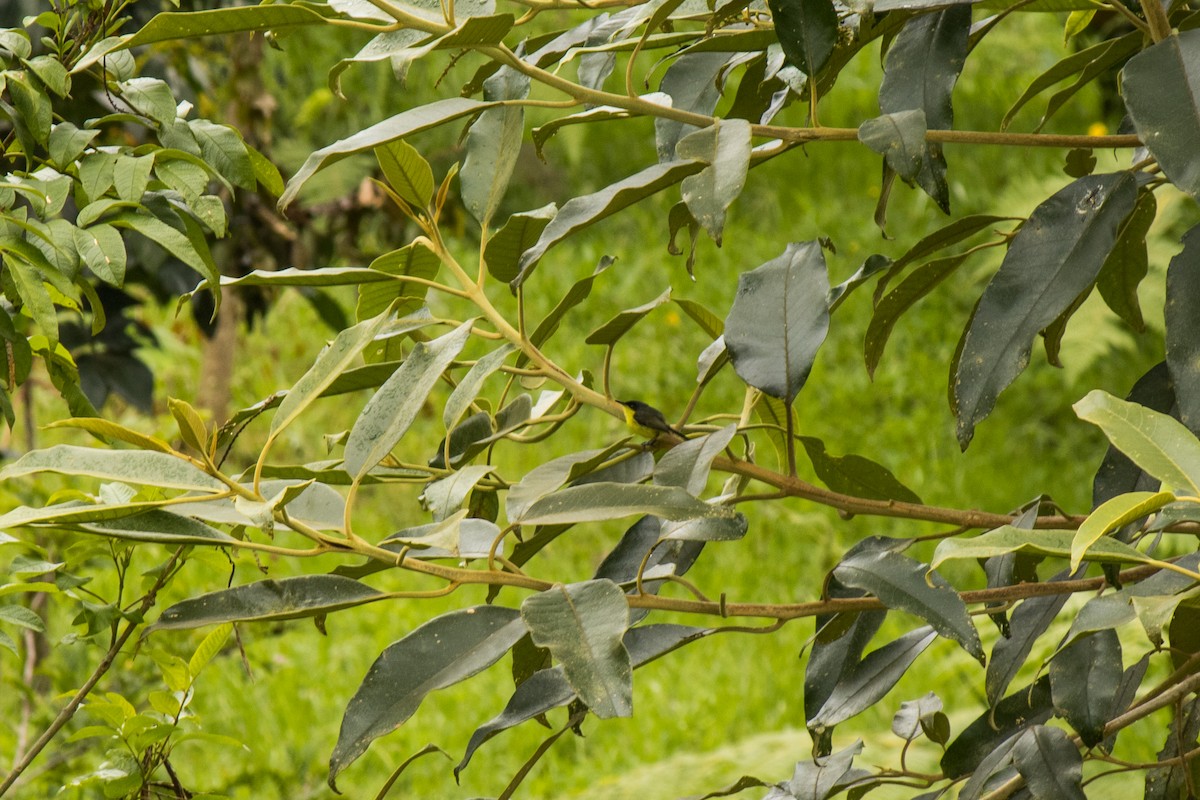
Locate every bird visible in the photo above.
<box><xmin>618</xmin><ymin>400</ymin><xmax>686</xmax><ymax>441</ymax></box>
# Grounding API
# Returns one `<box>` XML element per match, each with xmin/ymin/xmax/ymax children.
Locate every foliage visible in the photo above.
<box><xmin>3</xmin><ymin>0</ymin><xmax>1200</xmax><ymax>798</ymax></box>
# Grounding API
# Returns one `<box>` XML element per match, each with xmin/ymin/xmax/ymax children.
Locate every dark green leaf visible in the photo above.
<box><xmin>518</xmin><ymin>482</ymin><xmax>743</xmax><ymax>525</ymax></box>
<box><xmin>654</xmin><ymin>52</ymin><xmax>730</xmax><ymax>162</ymax></box>
<box><xmin>73</xmin><ymin>224</ymin><xmax>126</xmax><ymax>286</ymax></box>
<box><xmin>328</xmin><ymin>606</ymin><xmax>525</xmax><ymax>789</ymax></box>
<box><xmin>518</xmin><ymin>256</ymin><xmax>612</xmax><ymax>366</ymax></box>
<box><xmin>521</xmin><ymin>580</ymin><xmax>632</xmax><ymax>718</ymax></box>
<box><xmin>1049</xmin><ymin>629</ymin><xmax>1121</xmax><ymax>747</ymax></box>
<box><xmin>725</xmin><ymin>241</ymin><xmax>830</xmax><ymax>404</ymax></box>
<box><xmin>834</xmin><ymin>549</ymin><xmax>983</xmax><ymax>663</ymax></box>
<box><xmin>585</xmin><ymin>288</ymin><xmax>671</xmax><ymax>345</ymax></box>
<box><xmin>66</xmin><ymin>510</ymin><xmax>236</xmax><ymax>546</ymax></box>
<box><xmin>767</xmin><ymin>0</ymin><xmax>837</xmax><ymax>77</ymax></box>
<box><xmin>873</xmin><ymin>214</ymin><xmax>1014</xmax><ymax>301</ymax></box>
<box><xmin>1097</xmin><ymin>188</ymin><xmax>1155</xmax><ymax>332</ymax></box>
<box><xmin>443</xmin><ymin>343</ymin><xmax>515</xmax><ymax>429</ymax></box>
<box><xmin>879</xmin><ymin>6</ymin><xmax>970</xmax><ymax>212</ymax></box>
<box><xmin>784</xmin><ymin>739</ymin><xmax>865</xmax><ymax>799</ymax></box>
<box><xmin>1122</xmin><ymin>31</ymin><xmax>1200</xmax><ymax>198</ymax></box>
<box><xmin>1145</xmin><ymin>698</ymin><xmax>1200</xmax><ymax>800</ymax></box>
<box><xmin>1002</xmin><ymin>33</ymin><xmax>1137</xmax><ymax>131</ymax></box>
<box><xmin>799</xmin><ymin>437</ymin><xmax>922</xmax><ymax>503</ymax></box>
<box><xmin>123</xmin><ymin>5</ymin><xmax>330</xmax><ymax>47</ymax></box>
<box><xmin>955</xmin><ymin>173</ymin><xmax>1138</xmax><ymax>447</ymax></box>
<box><xmin>892</xmin><ymin>692</ymin><xmax>944</xmax><ymax>742</ymax></box>
<box><xmin>809</xmin><ymin>626</ymin><xmax>937</xmax><ymax>732</ymax></box>
<box><xmin>942</xmin><ymin>676</ymin><xmax>1054</xmax><ymax>779</ymax></box>
<box><xmin>1011</xmin><ymin>725</ymin><xmax>1086</xmax><ymax>800</ymax></box>
<box><xmin>677</xmin><ymin>119</ymin><xmax>752</xmax><ymax>245</ymax></box>
<box><xmin>987</xmin><ymin>584</ymin><xmax>1071</xmax><ymax>706</ymax></box>
<box><xmin>462</xmin><ymin>66</ymin><xmax>529</xmax><ymax>227</ymax></box>
<box><xmin>485</xmin><ymin>204</ymin><xmax>556</xmax><ymax>283</ymax></box>
<box><xmin>858</xmin><ymin>110</ymin><xmax>927</xmax><ymax>184</ymax></box>
<box><xmin>107</xmin><ymin>210</ymin><xmax>219</xmax><ymax>294</ymax></box>
<box><xmin>188</xmin><ymin>120</ymin><xmax>255</xmax><ymax>190</ymax></box>
<box><xmin>1167</xmin><ymin>225</ymin><xmax>1200</xmax><ymax>430</ymax></box>
<box><xmin>152</xmin><ymin>576</ymin><xmax>387</xmax><ymax>630</ymax></box>
<box><xmin>376</xmin><ymin>140</ymin><xmax>434</xmax><ymax>210</ymax></box>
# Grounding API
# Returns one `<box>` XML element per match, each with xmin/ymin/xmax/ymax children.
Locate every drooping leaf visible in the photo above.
<box><xmin>521</xmin><ymin>580</ymin><xmax>632</xmax><ymax>718</ymax></box>
<box><xmin>461</xmin><ymin>66</ymin><xmax>529</xmax><ymax>227</ymax></box>
<box><xmin>654</xmin><ymin>52</ymin><xmax>731</xmax><ymax>163</ymax></box>
<box><xmin>834</xmin><ymin>549</ymin><xmax>983</xmax><ymax>662</ymax></box>
<box><xmin>1011</xmin><ymin>725</ymin><xmax>1086</xmax><ymax>800</ymax></box>
<box><xmin>799</xmin><ymin>437</ymin><xmax>922</xmax><ymax>503</ymax></box>
<box><xmin>676</xmin><ymin>118</ymin><xmax>752</xmax><ymax>245</ymax></box>
<box><xmin>443</xmin><ymin>343</ymin><xmax>515</xmax><ymax>430</ymax></box>
<box><xmin>506</xmin><ymin>447</ymin><xmax>617</xmax><ymax>521</ymax></box>
<box><xmin>725</xmin><ymin>241</ymin><xmax>830</xmax><ymax>404</ymax></box>
<box><xmin>344</xmin><ymin>320</ymin><xmax>473</xmax><ymax>481</ymax></box>
<box><xmin>280</xmin><ymin>98</ymin><xmax>486</xmax><ymax>209</ymax></box>
<box><xmin>781</xmin><ymin>739</ymin><xmax>867</xmax><ymax>800</ymax></box>
<box><xmin>858</xmin><ymin>110</ymin><xmax>927</xmax><ymax>184</ymax></box>
<box><xmin>1070</xmin><ymin>490</ymin><xmax>1174</xmax><ymax>570</ymax></box>
<box><xmin>892</xmin><ymin>692</ymin><xmax>945</xmax><ymax>742</ymax></box>
<box><xmin>1122</xmin><ymin>30</ymin><xmax>1200</xmax><ymax>198</ymax></box>
<box><xmin>328</xmin><ymin>606</ymin><xmax>525</xmax><ymax>789</ymax></box>
<box><xmin>44</xmin><ymin>417</ymin><xmax>173</xmax><ymax>454</ymax></box>
<box><xmin>517</xmin><ymin>256</ymin><xmax>612</xmax><ymax>367</ymax></box>
<box><xmin>942</xmin><ymin>676</ymin><xmax>1054</xmax><ymax>779</ymax></box>
<box><xmin>879</xmin><ymin>6</ymin><xmax>971</xmax><ymax>212</ymax></box>
<box><xmin>518</xmin><ymin>482</ymin><xmax>743</xmax><ymax>525</ymax></box>
<box><xmin>1074</xmin><ymin>389</ymin><xmax>1200</xmax><ymax>496</ymax></box>
<box><xmin>153</xmin><ymin>576</ymin><xmax>386</xmax><ymax>631</ymax></box>
<box><xmin>0</xmin><ymin>445</ymin><xmax>222</xmax><ymax>492</ymax></box>
<box><xmin>1093</xmin><ymin>363</ymin><xmax>1177</xmax><ymax>512</ymax></box>
<box><xmin>653</xmin><ymin>425</ymin><xmax>738</xmax><ymax>496</ymax></box>
<box><xmin>594</xmin><ymin>516</ymin><xmax>705</xmax><ymax>621</ymax></box>
<box><xmin>955</xmin><ymin>173</ymin><xmax>1138</xmax><ymax>447</ymax></box>
<box><xmin>766</xmin><ymin>0</ymin><xmax>837</xmax><ymax>77</ymax></box>
<box><xmin>986</xmin><ymin>578</ymin><xmax>1072</xmax><ymax>705</ymax></box>
<box><xmin>375</xmin><ymin>139</ymin><xmax>434</xmax><ymax>210</ymax></box>
<box><xmin>585</xmin><ymin>288</ymin><xmax>672</xmax><ymax>345</ymax></box>
<box><xmin>484</xmin><ymin>204</ymin><xmax>556</xmax><ymax>283</ymax></box>
<box><xmin>1145</xmin><ymin>698</ymin><xmax>1200</xmax><ymax>799</ymax></box>
<box><xmin>1097</xmin><ymin>188</ymin><xmax>1155</xmax><ymax>332</ymax></box>
<box><xmin>1166</xmin><ymin>224</ymin><xmax>1200</xmax><ymax>429</ymax></box>
<box><xmin>1049</xmin><ymin>629</ymin><xmax>1122</xmax><ymax>748</ymax></box>
<box><xmin>873</xmin><ymin>214</ymin><xmax>1015</xmax><ymax>301</ymax></box>
<box><xmin>808</xmin><ymin>626</ymin><xmax>937</xmax><ymax>732</ymax></box>
<box><xmin>106</xmin><ymin>210</ymin><xmax>219</xmax><ymax>295</ymax></box>
<box><xmin>513</xmin><ymin>161</ymin><xmax>703</xmax><ymax>287</ymax></box>
<box><xmin>62</xmin><ymin>509</ymin><xmax>237</xmax><ymax>546</ymax></box>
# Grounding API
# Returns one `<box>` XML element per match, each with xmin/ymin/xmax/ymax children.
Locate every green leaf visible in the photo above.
<box><xmin>799</xmin><ymin>437</ymin><xmax>923</xmax><ymax>503</ymax></box>
<box><xmin>245</xmin><ymin>142</ymin><xmax>284</xmax><ymax>196</ymax></box>
<box><xmin>858</xmin><ymin>110</ymin><xmax>927</xmax><ymax>184</ymax></box>
<box><xmin>673</xmin><ymin>298</ymin><xmax>724</xmax><ymax>338</ymax></box>
<box><xmin>484</xmin><ymin>204</ymin><xmax>556</xmax><ymax>283</ymax></box>
<box><xmin>513</xmin><ymin>160</ymin><xmax>704</xmax><ymax>288</ymax></box>
<box><xmin>113</xmin><ymin>154</ymin><xmax>155</xmax><ymax>202</ymax></box>
<box><xmin>874</xmin><ymin>214</ymin><xmax>1015</xmax><ymax>300</ymax></box>
<box><xmin>7</xmin><ymin>255</ymin><xmax>57</xmax><ymax>348</ymax></box>
<box><xmin>47</xmin><ymin>122</ymin><xmax>98</xmax><ymax>168</ymax></box>
<box><xmin>375</xmin><ymin>140</ymin><xmax>434</xmax><ymax>210</ymax></box>
<box><xmin>204</xmin><ymin>266</ymin><xmax>396</xmax><ymax>292</ymax></box>
<box><xmin>153</xmin><ymin>576</ymin><xmax>388</xmax><ymax>631</ymax></box>
<box><xmin>1122</xmin><ymin>31</ymin><xmax>1200</xmax><ymax>198</ymax></box>
<box><xmin>1074</xmin><ymin>389</ymin><xmax>1200</xmax><ymax>496</ymax></box>
<box><xmin>505</xmin><ymin>447</ymin><xmax>617</xmax><ymax>520</ymax></box>
<box><xmin>517</xmin><ymin>256</ymin><xmax>612</xmax><ymax>368</ymax></box>
<box><xmin>1166</xmin><ymin>224</ymin><xmax>1200</xmax><ymax>428</ymax></box>
<box><xmin>725</xmin><ymin>241</ymin><xmax>830</xmax><ymax>404</ymax></box>
<box><xmin>1049</xmin><ymin>629</ymin><xmax>1121</xmax><ymax>748</ymax></box>
<box><xmin>168</xmin><ymin>397</ymin><xmax>210</xmax><ymax>455</ymax></box>
<box><xmin>443</xmin><ymin>342</ymin><xmax>514</xmax><ymax>430</ymax></box>
<box><xmin>518</xmin><ymin>482</ymin><xmax>743</xmax><ymax>525</ymax></box>
<box><xmin>879</xmin><ymin>6</ymin><xmax>970</xmax><ymax>212</ymax></box>
<box><xmin>1097</xmin><ymin>188</ymin><xmax>1155</xmax><ymax>332</ymax></box>
<box><xmin>987</xmin><ymin>587</ymin><xmax>1071</xmax><ymax>706</ymax></box>
<box><xmin>808</xmin><ymin>626</ymin><xmax>937</xmax><ymax>732</ymax></box>
<box><xmin>6</xmin><ymin>70</ymin><xmax>51</xmax><ymax>144</ymax></box>
<box><xmin>521</xmin><ymin>580</ymin><xmax>632</xmax><ymax>718</ymax></box>
<box><xmin>123</xmin><ymin>5</ymin><xmax>331</xmax><ymax>48</ymax></box>
<box><xmin>1003</xmin><ymin>33</ymin><xmax>1137</xmax><ymax>131</ymax></box>
<box><xmin>941</xmin><ymin>677</ymin><xmax>1054</xmax><ymax>779</ymax></box>
<box><xmin>0</xmin><ymin>445</ymin><xmax>222</xmax><ymax>492</ymax></box>
<box><xmin>68</xmin><ymin>509</ymin><xmax>236</xmax><ymax>546</ymax></box>
<box><xmin>188</xmin><ymin>120</ymin><xmax>255</xmax><ymax>190</ymax></box>
<box><xmin>865</xmin><ymin>250</ymin><xmax>973</xmax><ymax>378</ymax></box>
<box><xmin>44</xmin><ymin>417</ymin><xmax>173</xmax><ymax>454</ymax></box>
<box><xmin>421</xmin><ymin>466</ymin><xmax>495</xmax><ymax>522</ymax></box>
<box><xmin>654</xmin><ymin>53</ymin><xmax>729</xmax><ymax>163</ymax></box>
<box><xmin>766</xmin><ymin>0</ymin><xmax>837</xmax><ymax>76</ymax></box>
<box><xmin>955</xmin><ymin>173</ymin><xmax>1138</xmax><ymax>448</ymax></box>
<box><xmin>892</xmin><ymin>692</ymin><xmax>945</xmax><ymax>742</ymax></box>
<box><xmin>654</xmin><ymin>425</ymin><xmax>738</xmax><ymax>496</ymax></box>
<box><xmin>73</xmin><ymin>224</ymin><xmax>126</xmax><ymax>286</ymax></box>
<box><xmin>343</xmin><ymin>320</ymin><xmax>473</xmax><ymax>480</ymax></box>
<box><xmin>1011</xmin><ymin>725</ymin><xmax>1086</xmax><ymax>800</ymax></box>
<box><xmin>269</xmin><ymin>309</ymin><xmax>396</xmax><ymax>443</ymax></box>
<box><xmin>461</xmin><ymin>66</ymin><xmax>529</xmax><ymax>227</ymax></box>
<box><xmin>280</xmin><ymin>98</ymin><xmax>485</xmax><ymax>209</ymax></box>
<box><xmin>106</xmin><ymin>210</ymin><xmax>219</xmax><ymax>295</ymax></box>
<box><xmin>1070</xmin><ymin>490</ymin><xmax>1174</xmax><ymax>571</ymax></box>
<box><xmin>676</xmin><ymin>119</ymin><xmax>752</xmax><ymax>245</ymax></box>
<box><xmin>585</xmin><ymin>288</ymin><xmax>671</xmax><ymax>345</ymax></box>
<box><xmin>188</xmin><ymin>622</ymin><xmax>232</xmax><ymax>678</ymax></box>
<box><xmin>0</xmin><ymin>604</ymin><xmax>44</xmax><ymax>632</ymax></box>
<box><xmin>931</xmin><ymin>525</ymin><xmax>1153</xmax><ymax>569</ymax></box>
<box><xmin>328</xmin><ymin>606</ymin><xmax>525</xmax><ymax>789</ymax></box>
<box><xmin>834</xmin><ymin>549</ymin><xmax>983</xmax><ymax>663</ymax></box>
<box><xmin>355</xmin><ymin>242</ymin><xmax>441</xmax><ymax>322</ymax></box>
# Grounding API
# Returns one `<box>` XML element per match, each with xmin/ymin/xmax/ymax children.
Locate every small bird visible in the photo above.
<box><xmin>619</xmin><ymin>400</ymin><xmax>685</xmax><ymax>441</ymax></box>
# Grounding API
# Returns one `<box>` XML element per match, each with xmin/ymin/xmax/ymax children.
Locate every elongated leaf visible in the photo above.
<box><xmin>767</xmin><ymin>0</ymin><xmax>837</xmax><ymax>77</ymax></box>
<box><xmin>281</xmin><ymin>98</ymin><xmax>486</xmax><ymax>209</ymax></box>
<box><xmin>808</xmin><ymin>626</ymin><xmax>937</xmax><ymax>732</ymax></box>
<box><xmin>893</xmin><ymin>692</ymin><xmax>945</xmax><ymax>742</ymax></box>
<box><xmin>484</xmin><ymin>204</ymin><xmax>556</xmax><ymax>283</ymax></box>
<box><xmin>421</xmin><ymin>466</ymin><xmax>494</xmax><ymax>522</ymax></box>
<box><xmin>1145</xmin><ymin>698</ymin><xmax>1200</xmax><ymax>799</ymax></box>
<box><xmin>1097</xmin><ymin>188</ymin><xmax>1155</xmax><ymax>332</ymax></box>
<box><xmin>654</xmin><ymin>424</ymin><xmax>738</xmax><ymax>495</ymax></box>
<box><xmin>328</xmin><ymin>606</ymin><xmax>525</xmax><ymax>788</ymax></box>
<box><xmin>123</xmin><ymin>6</ymin><xmax>330</xmax><ymax>47</ymax></box>
<box><xmin>521</xmin><ymin>580</ymin><xmax>632</xmax><ymax>718</ymax></box>
<box><xmin>66</xmin><ymin>509</ymin><xmax>236</xmax><ymax>546</ymax></box>
<box><xmin>73</xmin><ymin>224</ymin><xmax>126</xmax><ymax>285</ymax></box>
<box><xmin>799</xmin><ymin>437</ymin><xmax>922</xmax><ymax>503</ymax></box>
<box><xmin>344</xmin><ymin>320</ymin><xmax>473</xmax><ymax>480</ymax></box>
<box><xmin>106</xmin><ymin>211</ymin><xmax>219</xmax><ymax>294</ymax></box>
<box><xmin>725</xmin><ymin>241</ymin><xmax>830</xmax><ymax>404</ymax></box>
<box><xmin>519</xmin><ymin>481</ymin><xmax>742</xmax><ymax>524</ymax></box>
<box><xmin>462</xmin><ymin>66</ymin><xmax>529</xmax><ymax>227</ymax></box>
<box><xmin>0</xmin><ymin>445</ymin><xmax>221</xmax><ymax>492</ymax></box>
<box><xmin>879</xmin><ymin>6</ymin><xmax>970</xmax><ymax>212</ymax></box>
<box><xmin>506</xmin><ymin>447</ymin><xmax>615</xmax><ymax>521</ymax></box>
<box><xmin>204</xmin><ymin>267</ymin><xmax>396</xmax><ymax>291</ymax></box>
<box><xmin>45</xmin><ymin>417</ymin><xmax>173</xmax><ymax>454</ymax></box>
<box><xmin>834</xmin><ymin>549</ymin><xmax>983</xmax><ymax>662</ymax></box>
<box><xmin>874</xmin><ymin>214</ymin><xmax>1015</xmax><ymax>300</ymax></box>
<box><xmin>269</xmin><ymin>310</ymin><xmax>395</xmax><ymax>443</ymax></box>
<box><xmin>518</xmin><ymin>257</ymin><xmax>612</xmax><ymax>366</ymax></box>
<box><xmin>595</xmin><ymin>516</ymin><xmax>705</xmax><ymax>621</ymax></box>
<box><xmin>375</xmin><ymin>140</ymin><xmax>434</xmax><ymax>210</ymax></box>
<box><xmin>932</xmin><ymin>525</ymin><xmax>1153</xmax><ymax>569</ymax></box>
<box><xmin>513</xmin><ymin>160</ymin><xmax>703</xmax><ymax>287</ymax></box>
<box><xmin>987</xmin><ymin>583</ymin><xmax>1071</xmax><ymax>706</ymax></box>
<box><xmin>1002</xmin><ymin>33</ymin><xmax>1137</xmax><ymax>131</ymax></box>
<box><xmin>654</xmin><ymin>52</ymin><xmax>730</xmax><ymax>163</ymax></box>
<box><xmin>1074</xmin><ymin>389</ymin><xmax>1200</xmax><ymax>496</ymax></box>
<box><xmin>443</xmin><ymin>343</ymin><xmax>515</xmax><ymax>429</ymax></box>
<box><xmin>1166</xmin><ymin>225</ymin><xmax>1200</xmax><ymax>428</ymax></box>
<box><xmin>1049</xmin><ymin>629</ymin><xmax>1121</xmax><ymax>748</ymax></box>
<box><xmin>585</xmin><ymin>288</ymin><xmax>671</xmax><ymax>345</ymax></box>
<box><xmin>1122</xmin><ymin>31</ymin><xmax>1200</xmax><ymax>198</ymax></box>
<box><xmin>1070</xmin><ymin>490</ymin><xmax>1174</xmax><ymax>570</ymax></box>
<box><xmin>1011</xmin><ymin>725</ymin><xmax>1086</xmax><ymax>800</ymax></box>
<box><xmin>152</xmin><ymin>576</ymin><xmax>386</xmax><ymax>631</ymax></box>
<box><xmin>955</xmin><ymin>173</ymin><xmax>1138</xmax><ymax>447</ymax></box>
<box><xmin>677</xmin><ymin>119</ymin><xmax>752</xmax><ymax>244</ymax></box>
<box><xmin>1093</xmin><ymin>363</ymin><xmax>1176</xmax><ymax>512</ymax></box>
<box><xmin>942</xmin><ymin>676</ymin><xmax>1054</xmax><ymax>779</ymax></box>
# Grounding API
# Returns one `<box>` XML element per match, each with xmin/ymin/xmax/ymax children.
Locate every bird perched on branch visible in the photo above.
<box><xmin>619</xmin><ymin>400</ymin><xmax>685</xmax><ymax>441</ymax></box>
